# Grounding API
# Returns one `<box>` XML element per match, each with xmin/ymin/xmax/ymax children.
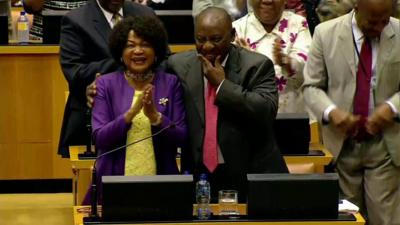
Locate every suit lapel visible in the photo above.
<box><xmin>376</xmin><ymin>23</ymin><xmax>395</xmax><ymax>82</ymax></box>
<box><xmin>91</xmin><ymin>0</ymin><xmax>112</xmax><ymax>45</ymax></box>
<box><xmin>224</xmin><ymin>46</ymin><xmax>242</xmax><ymax>85</ymax></box>
<box><xmin>338</xmin><ymin>13</ymin><xmax>356</xmax><ymax>77</ymax></box>
<box><xmin>185</xmin><ymin>56</ymin><xmax>205</xmax><ymax>124</ymax></box>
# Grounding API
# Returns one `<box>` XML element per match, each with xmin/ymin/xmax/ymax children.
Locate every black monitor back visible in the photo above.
<box><xmin>102</xmin><ymin>175</ymin><xmax>194</xmax><ymax>222</ymax></box>
<box><xmin>247</xmin><ymin>173</ymin><xmax>339</xmax><ymax>220</ymax></box>
<box><xmin>155</xmin><ymin>10</ymin><xmax>194</xmax><ymax>44</ymax></box>
<box><xmin>0</xmin><ymin>15</ymin><xmax>8</xmax><ymax>44</ymax></box>
<box><xmin>42</xmin><ymin>10</ymin><xmax>68</xmax><ymax>44</ymax></box>
<box><xmin>274</xmin><ymin>113</ymin><xmax>310</xmax><ymax>155</ymax></box>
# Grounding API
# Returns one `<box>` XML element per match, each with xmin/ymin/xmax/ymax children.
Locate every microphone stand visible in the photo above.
<box><xmin>79</xmin><ymin>109</ymin><xmax>97</xmax><ymax>159</ymax></box>
<box><xmin>83</xmin><ymin>122</ymin><xmax>176</xmax><ymax>222</ymax></box>
<box><xmin>88</xmin><ymin>165</ymin><xmax>99</xmax><ymax>220</ymax></box>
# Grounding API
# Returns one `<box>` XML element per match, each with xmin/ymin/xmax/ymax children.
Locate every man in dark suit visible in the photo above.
<box><xmin>167</xmin><ymin>7</ymin><xmax>288</xmax><ymax>202</ymax></box>
<box><xmin>58</xmin><ymin>0</ymin><xmax>154</xmax><ymax>157</ymax></box>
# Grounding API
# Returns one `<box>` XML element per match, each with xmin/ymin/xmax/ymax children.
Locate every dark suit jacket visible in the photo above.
<box><xmin>58</xmin><ymin>0</ymin><xmax>154</xmax><ymax>157</ymax></box>
<box><xmin>167</xmin><ymin>45</ymin><xmax>288</xmax><ymax>191</ymax></box>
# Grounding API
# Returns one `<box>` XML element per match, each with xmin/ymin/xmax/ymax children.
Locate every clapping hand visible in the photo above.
<box><xmin>366</xmin><ymin>103</ymin><xmax>395</xmax><ymax>135</ymax></box>
<box><xmin>142</xmin><ymin>84</ymin><xmax>161</xmax><ymax>124</ymax></box>
<box><xmin>124</xmin><ymin>92</ymin><xmax>144</xmax><ymax>123</ymax></box>
<box><xmin>329</xmin><ymin>108</ymin><xmax>361</xmax><ymax>137</ymax></box>
<box><xmin>234</xmin><ymin>36</ymin><xmax>251</xmax><ymax>50</ymax></box>
<box><xmin>273</xmin><ymin>37</ymin><xmax>287</xmax><ymax>67</ymax></box>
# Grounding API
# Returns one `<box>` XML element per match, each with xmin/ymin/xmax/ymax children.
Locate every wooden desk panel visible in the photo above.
<box><xmin>73</xmin><ymin>206</ymin><xmax>365</xmax><ymax>225</ymax></box>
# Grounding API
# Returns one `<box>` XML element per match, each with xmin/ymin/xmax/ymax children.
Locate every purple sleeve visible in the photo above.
<box><xmin>92</xmin><ymin>77</ymin><xmax>131</xmax><ymax>153</ymax></box>
<box><xmin>153</xmin><ymin>77</ymin><xmax>187</xmax><ymax>148</ymax></box>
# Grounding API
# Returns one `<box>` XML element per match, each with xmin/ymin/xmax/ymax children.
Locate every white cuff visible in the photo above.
<box><xmin>385</xmin><ymin>101</ymin><xmax>398</xmax><ymax>115</ymax></box>
<box><xmin>323</xmin><ymin>104</ymin><xmax>337</xmax><ymax>122</ymax></box>
<box><xmin>216</xmin><ymin>79</ymin><xmax>225</xmax><ymax>94</ymax></box>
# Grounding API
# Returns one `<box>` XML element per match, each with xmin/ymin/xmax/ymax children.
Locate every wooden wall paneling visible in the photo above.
<box><xmin>15</xmin><ymin>55</ymin><xmax>53</xmax><ymax>178</ymax></box>
<box><xmin>0</xmin><ymin>144</ymin><xmax>20</xmax><ymax>178</ymax></box>
<box><xmin>0</xmin><ymin>55</ymin><xmax>19</xmax><ymax>178</ymax></box>
<box><xmin>16</xmin><ymin>55</ymin><xmax>52</xmax><ymax>142</ymax></box>
<box><xmin>18</xmin><ymin>143</ymin><xmax>53</xmax><ymax>178</ymax></box>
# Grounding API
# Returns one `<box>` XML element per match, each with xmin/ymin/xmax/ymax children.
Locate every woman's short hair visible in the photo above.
<box><xmin>109</xmin><ymin>15</ymin><xmax>168</xmax><ymax>69</ymax></box>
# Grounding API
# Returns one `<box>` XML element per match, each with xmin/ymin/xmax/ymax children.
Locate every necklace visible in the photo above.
<box><xmin>125</xmin><ymin>70</ymin><xmax>154</xmax><ymax>82</ymax></box>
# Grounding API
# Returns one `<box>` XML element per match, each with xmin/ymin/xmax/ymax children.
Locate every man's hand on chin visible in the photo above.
<box><xmin>198</xmin><ymin>54</ymin><xmax>225</xmax><ymax>87</ymax></box>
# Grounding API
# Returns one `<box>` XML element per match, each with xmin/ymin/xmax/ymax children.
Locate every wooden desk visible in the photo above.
<box><xmin>284</xmin><ymin>143</ymin><xmax>333</xmax><ymax>173</ymax></box>
<box><xmin>70</xmin><ymin>146</ymin><xmax>95</xmax><ymax>205</ymax></box>
<box><xmin>73</xmin><ymin>206</ymin><xmax>365</xmax><ymax>225</ymax></box>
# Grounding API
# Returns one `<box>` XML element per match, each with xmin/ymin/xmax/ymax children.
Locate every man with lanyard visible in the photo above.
<box><xmin>303</xmin><ymin>0</ymin><xmax>400</xmax><ymax>224</ymax></box>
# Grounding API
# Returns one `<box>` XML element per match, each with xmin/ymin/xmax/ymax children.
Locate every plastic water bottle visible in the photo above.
<box><xmin>17</xmin><ymin>11</ymin><xmax>29</xmax><ymax>44</ymax></box>
<box><xmin>196</xmin><ymin>173</ymin><xmax>211</xmax><ymax>220</ymax></box>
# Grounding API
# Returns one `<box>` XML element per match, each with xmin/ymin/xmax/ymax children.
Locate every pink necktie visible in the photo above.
<box><xmin>203</xmin><ymin>81</ymin><xmax>218</xmax><ymax>173</ymax></box>
<box><xmin>353</xmin><ymin>38</ymin><xmax>372</xmax><ymax>141</ymax></box>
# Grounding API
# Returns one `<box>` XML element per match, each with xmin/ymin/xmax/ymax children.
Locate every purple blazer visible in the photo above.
<box><xmin>84</xmin><ymin>70</ymin><xmax>187</xmax><ymax>204</ymax></box>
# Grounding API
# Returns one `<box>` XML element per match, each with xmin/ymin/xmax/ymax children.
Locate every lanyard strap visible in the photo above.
<box><xmin>351</xmin><ymin>18</ymin><xmax>371</xmax><ymax>79</ymax></box>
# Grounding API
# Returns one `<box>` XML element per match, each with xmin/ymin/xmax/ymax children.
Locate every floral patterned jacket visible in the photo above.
<box><xmin>233</xmin><ymin>10</ymin><xmax>312</xmax><ymax>115</ymax></box>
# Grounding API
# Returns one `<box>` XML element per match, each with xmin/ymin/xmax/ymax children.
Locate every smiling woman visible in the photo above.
<box><xmin>82</xmin><ymin>16</ymin><xmax>188</xmax><ymax>205</ymax></box>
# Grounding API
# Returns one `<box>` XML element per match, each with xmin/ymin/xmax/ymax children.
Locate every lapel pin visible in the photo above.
<box><xmin>158</xmin><ymin>98</ymin><xmax>168</xmax><ymax>106</ymax></box>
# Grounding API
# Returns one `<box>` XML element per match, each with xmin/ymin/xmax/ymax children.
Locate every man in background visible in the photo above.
<box><xmin>303</xmin><ymin>0</ymin><xmax>400</xmax><ymax>224</ymax></box>
<box><xmin>58</xmin><ymin>0</ymin><xmax>154</xmax><ymax>157</ymax></box>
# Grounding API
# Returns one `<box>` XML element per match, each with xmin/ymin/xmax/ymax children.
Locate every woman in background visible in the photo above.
<box><xmin>234</xmin><ymin>0</ymin><xmax>312</xmax><ymax>116</ymax></box>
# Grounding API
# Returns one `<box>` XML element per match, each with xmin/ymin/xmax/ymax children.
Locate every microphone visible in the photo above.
<box><xmin>78</xmin><ymin>108</ymin><xmax>96</xmax><ymax>159</ymax></box>
<box><xmin>85</xmin><ymin>121</ymin><xmax>176</xmax><ymax>221</ymax></box>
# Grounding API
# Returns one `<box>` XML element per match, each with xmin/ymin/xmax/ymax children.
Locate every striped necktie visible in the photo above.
<box><xmin>111</xmin><ymin>13</ymin><xmax>122</xmax><ymax>28</ymax></box>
